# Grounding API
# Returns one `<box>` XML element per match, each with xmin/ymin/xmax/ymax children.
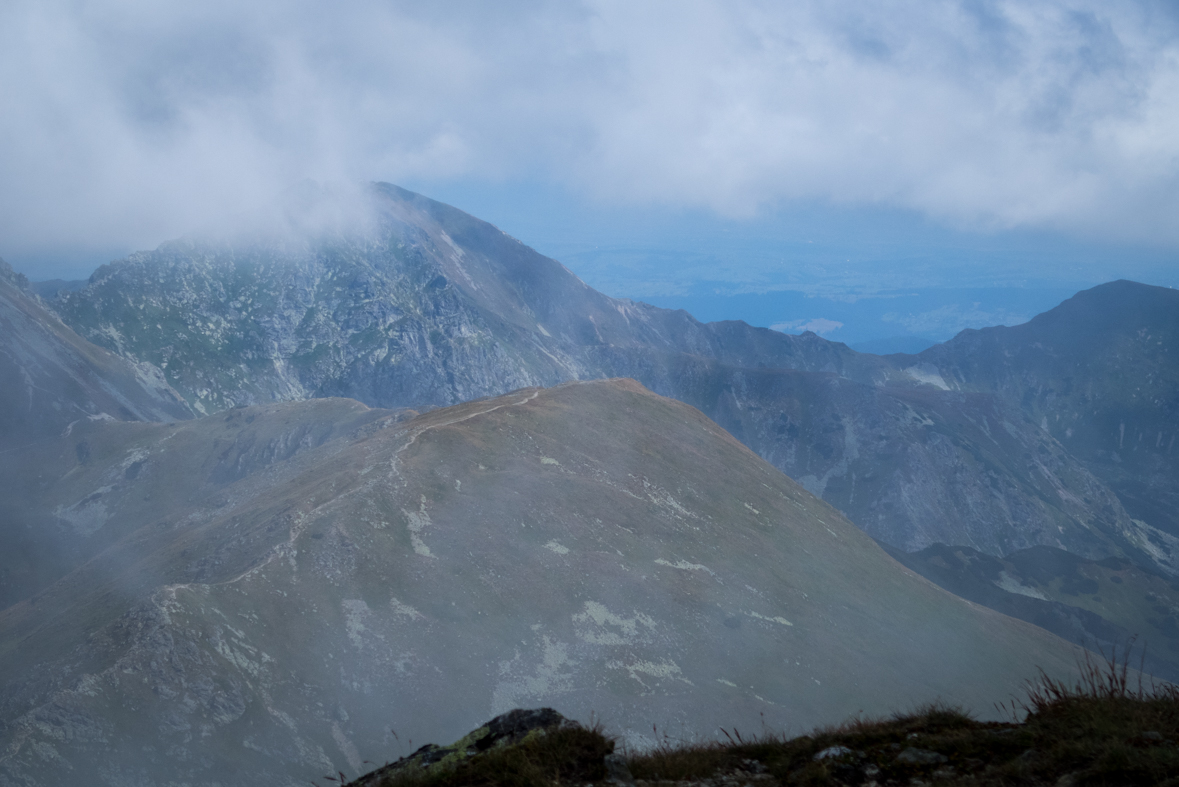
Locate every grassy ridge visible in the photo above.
<box><xmin>349</xmin><ymin>650</ymin><xmax>1179</xmax><ymax>786</ymax></box>
<box><xmin>628</xmin><ymin>650</ymin><xmax>1179</xmax><ymax>786</ymax></box>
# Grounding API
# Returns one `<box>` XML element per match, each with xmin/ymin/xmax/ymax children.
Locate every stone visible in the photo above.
<box><xmin>604</xmin><ymin>752</ymin><xmax>635</xmax><ymax>784</ymax></box>
<box><xmin>895</xmin><ymin>747</ymin><xmax>948</xmax><ymax>765</ymax></box>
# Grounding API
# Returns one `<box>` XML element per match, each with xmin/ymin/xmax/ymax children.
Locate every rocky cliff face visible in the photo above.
<box><xmin>614</xmin><ymin>354</ymin><xmax>1144</xmax><ymax>561</ymax></box>
<box><xmin>0</xmin><ymin>257</ymin><xmax>191</xmax><ymax>451</ymax></box>
<box><xmin>44</xmin><ymin>185</ymin><xmax>1155</xmax><ymax>570</ymax></box>
<box><xmin>0</xmin><ymin>380</ymin><xmax>1082</xmax><ymax>787</ymax></box>
<box><xmin>53</xmin><ymin>184</ymin><xmax>887</xmax><ymax>417</ymax></box>
<box><xmin>896</xmin><ymin>280</ymin><xmax>1179</xmax><ymax>561</ymax></box>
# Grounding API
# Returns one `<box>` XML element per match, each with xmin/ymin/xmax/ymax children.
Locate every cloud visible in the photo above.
<box><xmin>771</xmin><ymin>318</ymin><xmax>844</xmax><ymax>336</ymax></box>
<box><xmin>2</xmin><ymin>0</ymin><xmax>1178</xmax><ymax>266</ymax></box>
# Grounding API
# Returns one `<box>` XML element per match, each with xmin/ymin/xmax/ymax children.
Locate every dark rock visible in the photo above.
<box><xmin>351</xmin><ymin>708</ymin><xmax>573</xmax><ymax>785</ymax></box>
<box><xmin>895</xmin><ymin>747</ymin><xmax>948</xmax><ymax>765</ymax></box>
<box><xmin>481</xmin><ymin>707</ymin><xmax>568</xmax><ymax>751</ymax></box>
<box><xmin>604</xmin><ymin>752</ymin><xmax>635</xmax><ymax>784</ymax></box>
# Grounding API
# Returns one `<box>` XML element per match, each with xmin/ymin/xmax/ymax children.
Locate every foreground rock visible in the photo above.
<box><xmin>346</xmin><ymin>708</ymin><xmax>612</xmax><ymax>787</ymax></box>
<box><xmin>0</xmin><ymin>379</ymin><xmax>1082</xmax><ymax>786</ymax></box>
<box><xmin>618</xmin><ymin>679</ymin><xmax>1179</xmax><ymax>786</ymax></box>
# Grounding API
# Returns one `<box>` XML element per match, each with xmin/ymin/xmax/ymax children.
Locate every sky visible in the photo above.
<box><xmin>2</xmin><ymin>0</ymin><xmax>1177</xmax><ymax>342</ymax></box>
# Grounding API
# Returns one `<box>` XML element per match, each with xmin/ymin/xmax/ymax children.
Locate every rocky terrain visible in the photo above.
<box><xmin>51</xmin><ymin>184</ymin><xmax>891</xmax><ymax>417</ymax></box>
<box><xmin>0</xmin><ymin>380</ymin><xmax>1083</xmax><ymax>786</ymax></box>
<box><xmin>5</xmin><ymin>183</ymin><xmax>1175</xmax><ymax>786</ymax></box>
<box><xmin>43</xmin><ymin>185</ymin><xmax>1165</xmax><ymax>570</ymax></box>
<box><xmin>901</xmin><ymin>280</ymin><xmax>1179</xmax><ymax>551</ymax></box>
<box><xmin>616</xmin><ymin>353</ymin><xmax>1144</xmax><ymax>563</ymax></box>
<box><xmin>0</xmin><ymin>257</ymin><xmax>191</xmax><ymax>452</ymax></box>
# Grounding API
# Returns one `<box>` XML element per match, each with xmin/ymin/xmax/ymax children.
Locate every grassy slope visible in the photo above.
<box><xmin>351</xmin><ymin>659</ymin><xmax>1179</xmax><ymax>787</ymax></box>
<box><xmin>0</xmin><ymin>380</ymin><xmax>1086</xmax><ymax>786</ymax></box>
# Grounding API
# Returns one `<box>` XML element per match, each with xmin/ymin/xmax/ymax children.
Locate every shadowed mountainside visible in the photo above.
<box><xmin>901</xmin><ymin>281</ymin><xmax>1179</xmax><ymax>550</ymax></box>
<box><xmin>883</xmin><ymin>542</ymin><xmax>1179</xmax><ymax>682</ymax></box>
<box><xmin>0</xmin><ymin>380</ymin><xmax>1083</xmax><ymax>787</ymax></box>
<box><xmin>0</xmin><ymin>258</ymin><xmax>191</xmax><ymax>453</ymax></box>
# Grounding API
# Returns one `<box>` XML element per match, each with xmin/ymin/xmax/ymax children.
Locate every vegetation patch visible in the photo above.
<box><xmin>625</xmin><ymin>649</ymin><xmax>1179</xmax><ymax>786</ymax></box>
<box><xmin>343</xmin><ymin>651</ymin><xmax>1179</xmax><ymax>787</ymax></box>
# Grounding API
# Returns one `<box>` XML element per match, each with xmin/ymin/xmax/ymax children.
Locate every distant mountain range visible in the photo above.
<box><xmin>913</xmin><ymin>281</ymin><xmax>1179</xmax><ymax>547</ymax></box>
<box><xmin>43</xmin><ymin>185</ymin><xmax>1177</xmax><ymax>574</ymax></box>
<box><xmin>1</xmin><ymin>183</ymin><xmax>1175</xmax><ymax>785</ymax></box>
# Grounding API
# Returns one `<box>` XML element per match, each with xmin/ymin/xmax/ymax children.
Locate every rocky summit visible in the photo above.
<box><xmin>45</xmin><ymin>185</ymin><xmax>1168</xmax><ymax>571</ymax></box>
<box><xmin>0</xmin><ymin>380</ymin><xmax>1082</xmax><ymax>787</ymax></box>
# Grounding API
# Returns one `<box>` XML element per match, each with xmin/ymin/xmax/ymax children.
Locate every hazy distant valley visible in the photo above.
<box><xmin>1</xmin><ymin>185</ymin><xmax>1176</xmax><ymax>786</ymax></box>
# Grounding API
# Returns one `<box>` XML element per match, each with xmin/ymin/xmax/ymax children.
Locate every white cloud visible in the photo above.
<box><xmin>1</xmin><ymin>0</ymin><xmax>1178</xmax><ymax>264</ymax></box>
<box><xmin>771</xmin><ymin>318</ymin><xmax>844</xmax><ymax>335</ymax></box>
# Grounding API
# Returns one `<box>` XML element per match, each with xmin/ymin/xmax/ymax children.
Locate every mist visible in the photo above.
<box><xmin>3</xmin><ymin>0</ymin><xmax>1179</xmax><ymax>279</ymax></box>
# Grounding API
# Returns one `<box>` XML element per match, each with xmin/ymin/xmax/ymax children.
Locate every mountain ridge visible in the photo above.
<box><xmin>895</xmin><ymin>279</ymin><xmax>1179</xmax><ymax>558</ymax></box>
<box><xmin>42</xmin><ymin>184</ymin><xmax>1164</xmax><ymax>570</ymax></box>
<box><xmin>0</xmin><ymin>379</ymin><xmax>1085</xmax><ymax>787</ymax></box>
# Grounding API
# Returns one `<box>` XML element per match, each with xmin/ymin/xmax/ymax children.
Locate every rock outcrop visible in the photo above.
<box><xmin>0</xmin><ymin>256</ymin><xmax>191</xmax><ymax>452</ymax></box>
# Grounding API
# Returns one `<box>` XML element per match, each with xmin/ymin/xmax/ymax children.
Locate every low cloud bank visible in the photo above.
<box><xmin>2</xmin><ymin>0</ymin><xmax>1178</xmax><ymax>269</ymax></box>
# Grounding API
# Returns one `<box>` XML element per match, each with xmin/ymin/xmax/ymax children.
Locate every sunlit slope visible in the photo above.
<box><xmin>0</xmin><ymin>380</ymin><xmax>1081</xmax><ymax>786</ymax></box>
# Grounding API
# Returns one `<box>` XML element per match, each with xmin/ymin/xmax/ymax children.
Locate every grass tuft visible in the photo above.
<box><xmin>622</xmin><ymin>646</ymin><xmax>1179</xmax><ymax>785</ymax></box>
<box><xmin>347</xmin><ymin>646</ymin><xmax>1179</xmax><ymax>785</ymax></box>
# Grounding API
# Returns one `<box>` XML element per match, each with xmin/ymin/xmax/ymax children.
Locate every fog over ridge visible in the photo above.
<box><xmin>2</xmin><ymin>0</ymin><xmax>1179</xmax><ymax>271</ymax></box>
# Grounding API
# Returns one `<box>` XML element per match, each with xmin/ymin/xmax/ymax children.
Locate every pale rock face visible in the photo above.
<box><xmin>0</xmin><ymin>381</ymin><xmax>1083</xmax><ymax>787</ymax></box>
<box><xmin>45</xmin><ymin>185</ymin><xmax>1160</xmax><ymax>569</ymax></box>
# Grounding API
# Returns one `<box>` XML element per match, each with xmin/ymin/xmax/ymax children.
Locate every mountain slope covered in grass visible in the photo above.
<box><xmin>0</xmin><ymin>380</ymin><xmax>1083</xmax><ymax>787</ymax></box>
